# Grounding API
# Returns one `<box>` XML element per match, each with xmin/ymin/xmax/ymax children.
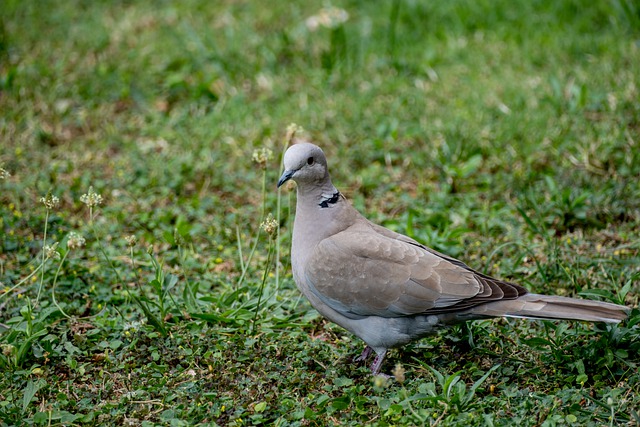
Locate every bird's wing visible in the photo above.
<box><xmin>304</xmin><ymin>227</ymin><xmax>525</xmax><ymax>318</ymax></box>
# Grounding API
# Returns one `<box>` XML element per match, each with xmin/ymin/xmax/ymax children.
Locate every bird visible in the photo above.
<box><xmin>277</xmin><ymin>141</ymin><xmax>630</xmax><ymax>375</ymax></box>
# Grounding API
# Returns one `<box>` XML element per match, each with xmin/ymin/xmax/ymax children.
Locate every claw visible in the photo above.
<box><xmin>353</xmin><ymin>345</ymin><xmax>373</xmax><ymax>363</ymax></box>
<box><xmin>354</xmin><ymin>346</ymin><xmax>388</xmax><ymax>376</ymax></box>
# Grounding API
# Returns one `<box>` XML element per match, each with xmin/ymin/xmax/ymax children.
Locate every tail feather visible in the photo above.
<box><xmin>470</xmin><ymin>293</ymin><xmax>629</xmax><ymax>323</ymax></box>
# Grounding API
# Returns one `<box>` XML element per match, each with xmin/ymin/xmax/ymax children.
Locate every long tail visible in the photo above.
<box><xmin>469</xmin><ymin>293</ymin><xmax>630</xmax><ymax>323</ymax></box>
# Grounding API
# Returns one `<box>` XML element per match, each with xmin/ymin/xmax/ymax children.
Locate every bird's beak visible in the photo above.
<box><xmin>277</xmin><ymin>170</ymin><xmax>295</xmax><ymax>188</ymax></box>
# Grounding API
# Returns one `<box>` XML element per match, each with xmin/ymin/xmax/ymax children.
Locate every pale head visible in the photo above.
<box><xmin>277</xmin><ymin>142</ymin><xmax>330</xmax><ymax>188</ymax></box>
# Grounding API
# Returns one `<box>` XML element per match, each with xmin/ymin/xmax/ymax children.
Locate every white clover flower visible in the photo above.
<box><xmin>0</xmin><ymin>166</ymin><xmax>10</xmax><ymax>180</ymax></box>
<box><xmin>40</xmin><ymin>194</ymin><xmax>60</xmax><ymax>210</ymax></box>
<box><xmin>260</xmin><ymin>213</ymin><xmax>278</xmax><ymax>239</ymax></box>
<box><xmin>67</xmin><ymin>232</ymin><xmax>86</xmax><ymax>250</ymax></box>
<box><xmin>44</xmin><ymin>242</ymin><xmax>60</xmax><ymax>260</ymax></box>
<box><xmin>80</xmin><ymin>186</ymin><xmax>103</xmax><ymax>208</ymax></box>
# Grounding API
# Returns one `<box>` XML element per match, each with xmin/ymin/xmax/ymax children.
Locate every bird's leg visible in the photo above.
<box><xmin>353</xmin><ymin>345</ymin><xmax>373</xmax><ymax>363</ymax></box>
<box><xmin>354</xmin><ymin>347</ymin><xmax>390</xmax><ymax>377</ymax></box>
<box><xmin>369</xmin><ymin>349</ymin><xmax>387</xmax><ymax>376</ymax></box>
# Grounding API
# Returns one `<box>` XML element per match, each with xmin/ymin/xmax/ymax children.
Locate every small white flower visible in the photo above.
<box><xmin>305</xmin><ymin>16</ymin><xmax>321</xmax><ymax>31</ymax></box>
<box><xmin>44</xmin><ymin>242</ymin><xmax>61</xmax><ymax>260</ymax></box>
<box><xmin>285</xmin><ymin>123</ymin><xmax>304</xmax><ymax>143</ymax></box>
<box><xmin>260</xmin><ymin>214</ymin><xmax>278</xmax><ymax>239</ymax></box>
<box><xmin>80</xmin><ymin>186</ymin><xmax>103</xmax><ymax>208</ymax></box>
<box><xmin>392</xmin><ymin>363</ymin><xmax>406</xmax><ymax>384</ymax></box>
<box><xmin>0</xmin><ymin>166</ymin><xmax>10</xmax><ymax>180</ymax></box>
<box><xmin>40</xmin><ymin>194</ymin><xmax>60</xmax><ymax>210</ymax></box>
<box><xmin>252</xmin><ymin>147</ymin><xmax>274</xmax><ymax>169</ymax></box>
<box><xmin>125</xmin><ymin>235</ymin><xmax>137</xmax><ymax>247</ymax></box>
<box><xmin>1</xmin><ymin>343</ymin><xmax>16</xmax><ymax>357</ymax></box>
<box><xmin>123</xmin><ymin>320</ymin><xmax>143</xmax><ymax>332</ymax></box>
<box><xmin>306</xmin><ymin>7</ymin><xmax>349</xmax><ymax>31</ymax></box>
<box><xmin>67</xmin><ymin>232</ymin><xmax>86</xmax><ymax>250</ymax></box>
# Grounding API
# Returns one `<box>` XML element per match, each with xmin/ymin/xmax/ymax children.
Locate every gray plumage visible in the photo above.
<box><xmin>277</xmin><ymin>142</ymin><xmax>630</xmax><ymax>375</ymax></box>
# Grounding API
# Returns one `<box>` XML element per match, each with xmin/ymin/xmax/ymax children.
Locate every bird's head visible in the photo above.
<box><xmin>277</xmin><ymin>142</ymin><xmax>329</xmax><ymax>188</ymax></box>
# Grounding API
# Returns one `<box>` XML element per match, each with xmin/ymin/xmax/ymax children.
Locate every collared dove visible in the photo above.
<box><xmin>277</xmin><ymin>142</ymin><xmax>630</xmax><ymax>375</ymax></box>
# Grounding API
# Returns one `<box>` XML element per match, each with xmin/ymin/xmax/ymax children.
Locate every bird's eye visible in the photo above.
<box><xmin>307</xmin><ymin>157</ymin><xmax>314</xmax><ymax>165</ymax></box>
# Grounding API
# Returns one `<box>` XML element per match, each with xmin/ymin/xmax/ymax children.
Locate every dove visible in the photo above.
<box><xmin>277</xmin><ymin>142</ymin><xmax>630</xmax><ymax>375</ymax></box>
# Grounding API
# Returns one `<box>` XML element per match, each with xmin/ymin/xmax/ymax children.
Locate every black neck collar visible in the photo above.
<box><xmin>319</xmin><ymin>192</ymin><xmax>341</xmax><ymax>208</ymax></box>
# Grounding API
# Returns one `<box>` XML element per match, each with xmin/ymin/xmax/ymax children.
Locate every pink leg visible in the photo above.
<box><xmin>370</xmin><ymin>349</ymin><xmax>387</xmax><ymax>376</ymax></box>
<box><xmin>354</xmin><ymin>345</ymin><xmax>374</xmax><ymax>363</ymax></box>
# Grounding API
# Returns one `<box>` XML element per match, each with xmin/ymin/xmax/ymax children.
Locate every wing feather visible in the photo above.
<box><xmin>305</xmin><ymin>226</ymin><xmax>526</xmax><ymax>318</ymax></box>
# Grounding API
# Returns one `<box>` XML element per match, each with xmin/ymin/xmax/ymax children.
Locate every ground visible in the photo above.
<box><xmin>1</xmin><ymin>0</ymin><xmax>639</xmax><ymax>425</ymax></box>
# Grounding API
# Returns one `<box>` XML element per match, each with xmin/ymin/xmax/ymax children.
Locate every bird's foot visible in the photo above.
<box><xmin>369</xmin><ymin>350</ymin><xmax>387</xmax><ymax>376</ymax></box>
<box><xmin>353</xmin><ymin>345</ymin><xmax>373</xmax><ymax>363</ymax></box>
<box><xmin>353</xmin><ymin>346</ymin><xmax>388</xmax><ymax>376</ymax></box>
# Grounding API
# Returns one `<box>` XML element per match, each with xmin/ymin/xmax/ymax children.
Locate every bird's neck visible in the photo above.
<box><xmin>295</xmin><ymin>179</ymin><xmax>340</xmax><ymax>209</ymax></box>
<box><xmin>291</xmin><ymin>180</ymin><xmax>357</xmax><ymax>268</ymax></box>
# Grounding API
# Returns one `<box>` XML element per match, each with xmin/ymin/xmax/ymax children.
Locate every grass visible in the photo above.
<box><xmin>1</xmin><ymin>0</ymin><xmax>639</xmax><ymax>425</ymax></box>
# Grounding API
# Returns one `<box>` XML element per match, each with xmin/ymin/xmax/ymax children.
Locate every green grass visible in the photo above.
<box><xmin>1</xmin><ymin>0</ymin><xmax>640</xmax><ymax>425</ymax></box>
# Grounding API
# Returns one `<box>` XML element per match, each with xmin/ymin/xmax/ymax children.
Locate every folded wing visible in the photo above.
<box><xmin>305</xmin><ymin>226</ymin><xmax>527</xmax><ymax>318</ymax></box>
